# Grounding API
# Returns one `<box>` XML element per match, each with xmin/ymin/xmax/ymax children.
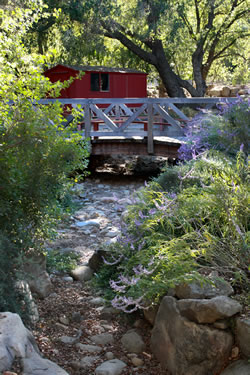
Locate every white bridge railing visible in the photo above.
<box><xmin>39</xmin><ymin>97</ymin><xmax>237</xmax><ymax>154</ymax></box>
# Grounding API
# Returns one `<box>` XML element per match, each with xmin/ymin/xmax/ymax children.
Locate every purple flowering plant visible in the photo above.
<box><xmin>179</xmin><ymin>96</ymin><xmax>249</xmax><ymax>160</ymax></box>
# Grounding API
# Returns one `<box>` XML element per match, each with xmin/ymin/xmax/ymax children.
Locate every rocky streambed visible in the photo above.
<box><xmin>1</xmin><ymin>174</ymin><xmax>249</xmax><ymax>375</ymax></box>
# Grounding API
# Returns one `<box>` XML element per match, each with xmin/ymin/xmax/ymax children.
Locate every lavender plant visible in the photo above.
<box><xmin>178</xmin><ymin>96</ymin><xmax>249</xmax><ymax>160</ymax></box>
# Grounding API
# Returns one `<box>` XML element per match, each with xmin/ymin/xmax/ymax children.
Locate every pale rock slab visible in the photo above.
<box><xmin>95</xmin><ymin>359</ymin><xmax>127</xmax><ymax>375</ymax></box>
<box><xmin>178</xmin><ymin>296</ymin><xmax>242</xmax><ymax>323</ymax></box>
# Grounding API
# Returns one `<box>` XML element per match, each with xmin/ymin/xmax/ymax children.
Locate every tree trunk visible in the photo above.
<box><xmin>192</xmin><ymin>45</ymin><xmax>207</xmax><ymax>96</ymax></box>
<box><xmin>152</xmin><ymin>40</ymin><xmax>186</xmax><ymax>97</ymax></box>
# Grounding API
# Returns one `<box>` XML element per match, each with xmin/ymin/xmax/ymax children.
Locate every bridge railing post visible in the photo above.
<box><xmin>147</xmin><ymin>102</ymin><xmax>154</xmax><ymax>155</ymax></box>
<box><xmin>84</xmin><ymin>101</ymin><xmax>92</xmax><ymax>151</ymax></box>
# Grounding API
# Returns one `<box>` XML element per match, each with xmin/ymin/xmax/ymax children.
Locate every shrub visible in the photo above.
<box><xmin>46</xmin><ymin>250</ymin><xmax>81</xmax><ymax>274</ymax></box>
<box><xmin>0</xmin><ymin>3</ymin><xmax>89</xmax><ymax>318</ymax></box>
<box><xmin>95</xmin><ymin>151</ymin><xmax>249</xmax><ymax>312</ymax></box>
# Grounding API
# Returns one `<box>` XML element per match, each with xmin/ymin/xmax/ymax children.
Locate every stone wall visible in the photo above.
<box><xmin>148</xmin><ymin>277</ymin><xmax>250</xmax><ymax>375</ymax></box>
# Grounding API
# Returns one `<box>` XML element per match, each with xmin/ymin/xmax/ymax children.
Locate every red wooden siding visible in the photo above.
<box><xmin>44</xmin><ymin>64</ymin><xmax>147</xmax><ymax>98</ymax></box>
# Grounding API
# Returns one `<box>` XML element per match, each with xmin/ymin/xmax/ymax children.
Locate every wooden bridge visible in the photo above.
<box><xmin>40</xmin><ymin>97</ymin><xmax>237</xmax><ymax>157</ymax></box>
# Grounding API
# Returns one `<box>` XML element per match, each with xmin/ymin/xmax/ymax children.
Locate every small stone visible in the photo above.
<box><xmin>59</xmin><ymin>315</ymin><xmax>69</xmax><ymax>325</ymax></box>
<box><xmin>106</xmin><ymin>230</ymin><xmax>120</xmax><ymax>238</ymax></box>
<box><xmin>100</xmin><ymin>197</ymin><xmax>118</xmax><ymax>203</ymax></box>
<box><xmin>62</xmin><ymin>276</ymin><xmax>74</xmax><ymax>282</ymax></box>
<box><xmin>127</xmin><ymin>353</ymin><xmax>137</xmax><ymax>358</ymax></box>
<box><xmin>100</xmin><ymin>307</ymin><xmax>120</xmax><ymax>320</ymax></box>
<box><xmin>75</xmin><ymin>219</ymin><xmax>101</xmax><ymax>228</ymax></box>
<box><xmin>89</xmin><ymin>297</ymin><xmax>106</xmax><ymax>305</ymax></box>
<box><xmin>59</xmin><ymin>335</ymin><xmax>77</xmax><ymax>344</ymax></box>
<box><xmin>121</xmin><ymin>330</ymin><xmax>146</xmax><ymax>353</ymax></box>
<box><xmin>105</xmin><ymin>352</ymin><xmax>115</xmax><ymax>360</ymax></box>
<box><xmin>131</xmin><ymin>357</ymin><xmax>144</xmax><ymax>367</ymax></box>
<box><xmin>76</xmin><ymin>343</ymin><xmax>102</xmax><ymax>353</ymax></box>
<box><xmin>231</xmin><ymin>346</ymin><xmax>239</xmax><ymax>359</ymax></box>
<box><xmin>71</xmin><ymin>311</ymin><xmax>83</xmax><ymax>323</ymax></box>
<box><xmin>95</xmin><ymin>359</ymin><xmax>127</xmax><ymax>375</ymax></box>
<box><xmin>90</xmin><ymin>333</ymin><xmax>114</xmax><ymax>345</ymax></box>
<box><xmin>80</xmin><ymin>355</ymin><xmax>99</xmax><ymax>367</ymax></box>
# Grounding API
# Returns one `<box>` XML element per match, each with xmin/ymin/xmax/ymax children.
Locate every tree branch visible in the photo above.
<box><xmin>194</xmin><ymin>0</ymin><xmax>201</xmax><ymax>33</ymax></box>
<box><xmin>102</xmin><ymin>22</ymin><xmax>157</xmax><ymax>65</ymax></box>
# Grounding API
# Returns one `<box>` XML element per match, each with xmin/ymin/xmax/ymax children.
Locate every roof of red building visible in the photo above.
<box><xmin>45</xmin><ymin>64</ymin><xmax>147</xmax><ymax>75</ymax></box>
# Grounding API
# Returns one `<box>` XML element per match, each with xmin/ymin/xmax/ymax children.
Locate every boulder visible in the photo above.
<box><xmin>0</xmin><ymin>312</ymin><xmax>68</xmax><ymax>374</ymax></box>
<box><xmin>23</xmin><ymin>253</ymin><xmax>53</xmax><ymax>298</ymax></box>
<box><xmin>221</xmin><ymin>86</ymin><xmax>231</xmax><ymax>97</ymax></box>
<box><xmin>220</xmin><ymin>360</ymin><xmax>250</xmax><ymax>375</ymax></box>
<box><xmin>70</xmin><ymin>265</ymin><xmax>93</xmax><ymax>281</ymax></box>
<box><xmin>121</xmin><ymin>330</ymin><xmax>146</xmax><ymax>354</ymax></box>
<box><xmin>95</xmin><ymin>359</ymin><xmax>127</xmax><ymax>375</ymax></box>
<box><xmin>236</xmin><ymin>318</ymin><xmax>250</xmax><ymax>358</ymax></box>
<box><xmin>151</xmin><ymin>296</ymin><xmax>233</xmax><ymax>375</ymax></box>
<box><xmin>175</xmin><ymin>277</ymin><xmax>233</xmax><ymax>299</ymax></box>
<box><xmin>178</xmin><ymin>296</ymin><xmax>242</xmax><ymax>324</ymax></box>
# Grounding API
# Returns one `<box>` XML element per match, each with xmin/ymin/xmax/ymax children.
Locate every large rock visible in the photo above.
<box><xmin>178</xmin><ymin>296</ymin><xmax>242</xmax><ymax>324</ymax></box>
<box><xmin>236</xmin><ymin>318</ymin><xmax>250</xmax><ymax>358</ymax></box>
<box><xmin>23</xmin><ymin>253</ymin><xmax>53</xmax><ymax>298</ymax></box>
<box><xmin>70</xmin><ymin>265</ymin><xmax>93</xmax><ymax>281</ymax></box>
<box><xmin>151</xmin><ymin>296</ymin><xmax>233</xmax><ymax>375</ymax></box>
<box><xmin>220</xmin><ymin>360</ymin><xmax>250</xmax><ymax>375</ymax></box>
<box><xmin>175</xmin><ymin>277</ymin><xmax>233</xmax><ymax>299</ymax></box>
<box><xmin>0</xmin><ymin>312</ymin><xmax>68</xmax><ymax>374</ymax></box>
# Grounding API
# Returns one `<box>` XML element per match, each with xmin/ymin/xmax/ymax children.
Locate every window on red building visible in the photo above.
<box><xmin>91</xmin><ymin>73</ymin><xmax>109</xmax><ymax>91</ymax></box>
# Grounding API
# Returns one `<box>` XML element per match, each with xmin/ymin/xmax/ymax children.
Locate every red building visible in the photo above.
<box><xmin>44</xmin><ymin>64</ymin><xmax>147</xmax><ymax>98</ymax></box>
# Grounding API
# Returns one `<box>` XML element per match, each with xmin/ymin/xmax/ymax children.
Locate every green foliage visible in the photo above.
<box><xmin>0</xmin><ymin>2</ymin><xmax>89</xmax><ymax>318</ymax></box>
<box><xmin>95</xmin><ymin>151</ymin><xmax>249</xmax><ymax>311</ymax></box>
<box><xmin>46</xmin><ymin>250</ymin><xmax>81</xmax><ymax>274</ymax></box>
<box><xmin>27</xmin><ymin>0</ymin><xmax>250</xmax><ymax>94</ymax></box>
